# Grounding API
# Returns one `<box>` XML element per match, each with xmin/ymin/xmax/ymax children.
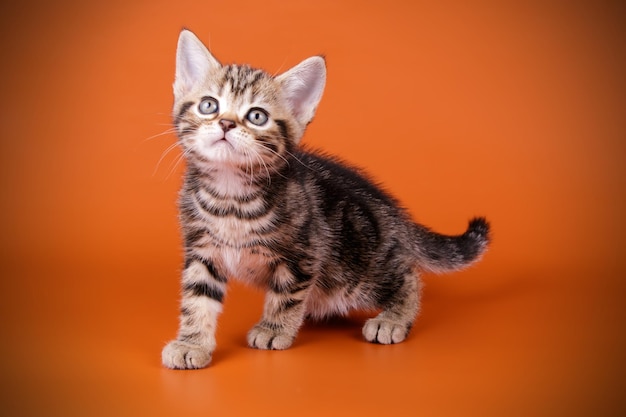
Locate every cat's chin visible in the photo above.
<box><xmin>191</xmin><ymin>148</ymin><xmax>255</xmax><ymax>171</ymax></box>
<box><xmin>196</xmin><ymin>142</ymin><xmax>244</xmax><ymax>165</ymax></box>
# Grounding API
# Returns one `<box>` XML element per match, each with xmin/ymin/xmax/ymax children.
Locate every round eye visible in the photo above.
<box><xmin>246</xmin><ymin>108</ymin><xmax>269</xmax><ymax>126</ymax></box>
<box><xmin>198</xmin><ymin>97</ymin><xmax>219</xmax><ymax>115</ymax></box>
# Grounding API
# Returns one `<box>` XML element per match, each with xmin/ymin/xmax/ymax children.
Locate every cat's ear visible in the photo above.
<box><xmin>276</xmin><ymin>56</ymin><xmax>326</xmax><ymax>127</ymax></box>
<box><xmin>174</xmin><ymin>29</ymin><xmax>221</xmax><ymax>99</ymax></box>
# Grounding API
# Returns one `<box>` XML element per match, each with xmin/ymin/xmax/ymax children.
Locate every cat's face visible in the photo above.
<box><xmin>172</xmin><ymin>30</ymin><xmax>326</xmax><ymax>170</ymax></box>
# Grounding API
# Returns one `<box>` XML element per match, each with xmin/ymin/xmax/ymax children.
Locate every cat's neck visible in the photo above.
<box><xmin>187</xmin><ymin>162</ymin><xmax>252</xmax><ymax>199</ymax></box>
<box><xmin>186</xmin><ymin>161</ymin><xmax>286</xmax><ymax>201</ymax></box>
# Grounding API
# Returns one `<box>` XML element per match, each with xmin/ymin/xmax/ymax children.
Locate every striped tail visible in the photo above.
<box><xmin>414</xmin><ymin>217</ymin><xmax>491</xmax><ymax>274</ymax></box>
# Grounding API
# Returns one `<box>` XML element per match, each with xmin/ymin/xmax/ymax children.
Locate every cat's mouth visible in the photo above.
<box><xmin>212</xmin><ymin>136</ymin><xmax>234</xmax><ymax>149</ymax></box>
<box><xmin>197</xmin><ymin>134</ymin><xmax>242</xmax><ymax>163</ymax></box>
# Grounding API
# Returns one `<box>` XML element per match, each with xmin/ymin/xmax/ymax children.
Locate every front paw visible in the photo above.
<box><xmin>247</xmin><ymin>324</ymin><xmax>294</xmax><ymax>350</ymax></box>
<box><xmin>362</xmin><ymin>318</ymin><xmax>410</xmax><ymax>344</ymax></box>
<box><xmin>162</xmin><ymin>340</ymin><xmax>212</xmax><ymax>369</ymax></box>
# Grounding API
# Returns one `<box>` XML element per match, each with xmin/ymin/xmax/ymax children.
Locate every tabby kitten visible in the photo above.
<box><xmin>162</xmin><ymin>29</ymin><xmax>490</xmax><ymax>369</ymax></box>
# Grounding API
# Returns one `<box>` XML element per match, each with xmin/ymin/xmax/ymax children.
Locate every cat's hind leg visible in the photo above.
<box><xmin>362</xmin><ymin>270</ymin><xmax>421</xmax><ymax>344</ymax></box>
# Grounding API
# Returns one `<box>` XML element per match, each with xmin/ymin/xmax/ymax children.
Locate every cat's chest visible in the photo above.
<box><xmin>190</xmin><ymin>189</ymin><xmax>276</xmax><ymax>246</ymax></box>
<box><xmin>208</xmin><ymin>214</ymin><xmax>273</xmax><ymax>244</ymax></box>
<box><xmin>193</xmin><ymin>243</ymin><xmax>274</xmax><ymax>285</ymax></box>
<box><xmin>219</xmin><ymin>246</ymin><xmax>274</xmax><ymax>285</ymax></box>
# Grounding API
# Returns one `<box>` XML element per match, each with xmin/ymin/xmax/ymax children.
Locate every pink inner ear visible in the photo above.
<box><xmin>181</xmin><ymin>59</ymin><xmax>206</xmax><ymax>88</ymax></box>
<box><xmin>174</xmin><ymin>31</ymin><xmax>221</xmax><ymax>97</ymax></box>
<box><xmin>279</xmin><ymin>58</ymin><xmax>326</xmax><ymax>125</ymax></box>
<box><xmin>288</xmin><ymin>85</ymin><xmax>312</xmax><ymax>119</ymax></box>
<box><xmin>176</xmin><ymin>48</ymin><xmax>210</xmax><ymax>95</ymax></box>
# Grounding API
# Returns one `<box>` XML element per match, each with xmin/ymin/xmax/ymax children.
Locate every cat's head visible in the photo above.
<box><xmin>172</xmin><ymin>29</ymin><xmax>326</xmax><ymax>170</ymax></box>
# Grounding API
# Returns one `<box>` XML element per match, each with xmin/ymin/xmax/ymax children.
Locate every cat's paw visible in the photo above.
<box><xmin>162</xmin><ymin>340</ymin><xmax>212</xmax><ymax>369</ymax></box>
<box><xmin>362</xmin><ymin>318</ymin><xmax>410</xmax><ymax>344</ymax></box>
<box><xmin>247</xmin><ymin>324</ymin><xmax>294</xmax><ymax>350</ymax></box>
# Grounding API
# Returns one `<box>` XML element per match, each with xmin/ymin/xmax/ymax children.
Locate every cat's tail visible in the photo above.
<box><xmin>414</xmin><ymin>217</ymin><xmax>491</xmax><ymax>274</ymax></box>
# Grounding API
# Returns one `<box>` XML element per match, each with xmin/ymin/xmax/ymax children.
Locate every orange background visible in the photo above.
<box><xmin>1</xmin><ymin>1</ymin><xmax>624</xmax><ymax>416</ymax></box>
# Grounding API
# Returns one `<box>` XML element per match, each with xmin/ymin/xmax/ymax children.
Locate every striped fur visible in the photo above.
<box><xmin>162</xmin><ymin>30</ymin><xmax>490</xmax><ymax>369</ymax></box>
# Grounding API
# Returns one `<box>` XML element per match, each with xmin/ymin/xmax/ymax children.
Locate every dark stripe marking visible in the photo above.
<box><xmin>202</xmin><ymin>259</ymin><xmax>228</xmax><ymax>284</ymax></box>
<box><xmin>184</xmin><ymin>281</ymin><xmax>224</xmax><ymax>303</ymax></box>
<box><xmin>194</xmin><ymin>193</ymin><xmax>272</xmax><ymax>220</ymax></box>
<box><xmin>176</xmin><ymin>101</ymin><xmax>194</xmax><ymax>121</ymax></box>
<box><xmin>281</xmin><ymin>298</ymin><xmax>302</xmax><ymax>311</ymax></box>
<box><xmin>184</xmin><ymin>228</ymin><xmax>205</xmax><ymax>248</ymax></box>
<box><xmin>179</xmin><ymin>332</ymin><xmax>202</xmax><ymax>342</ymax></box>
<box><xmin>275</xmin><ymin>119</ymin><xmax>290</xmax><ymax>140</ymax></box>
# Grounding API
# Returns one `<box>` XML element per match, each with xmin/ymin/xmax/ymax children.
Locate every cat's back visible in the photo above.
<box><xmin>292</xmin><ymin>149</ymin><xmax>403</xmax><ymax>212</ymax></box>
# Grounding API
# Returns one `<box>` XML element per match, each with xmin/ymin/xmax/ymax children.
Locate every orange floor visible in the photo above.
<box><xmin>1</xmin><ymin>1</ymin><xmax>624</xmax><ymax>416</ymax></box>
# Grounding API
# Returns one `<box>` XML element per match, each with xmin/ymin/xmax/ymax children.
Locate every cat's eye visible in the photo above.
<box><xmin>198</xmin><ymin>97</ymin><xmax>219</xmax><ymax>115</ymax></box>
<box><xmin>246</xmin><ymin>108</ymin><xmax>269</xmax><ymax>126</ymax></box>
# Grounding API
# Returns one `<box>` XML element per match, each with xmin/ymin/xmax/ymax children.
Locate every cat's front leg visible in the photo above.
<box><xmin>247</xmin><ymin>263</ymin><xmax>310</xmax><ymax>350</ymax></box>
<box><xmin>162</xmin><ymin>258</ymin><xmax>227</xmax><ymax>369</ymax></box>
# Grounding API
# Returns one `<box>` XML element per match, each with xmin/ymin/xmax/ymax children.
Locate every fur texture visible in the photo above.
<box><xmin>162</xmin><ymin>30</ymin><xmax>490</xmax><ymax>369</ymax></box>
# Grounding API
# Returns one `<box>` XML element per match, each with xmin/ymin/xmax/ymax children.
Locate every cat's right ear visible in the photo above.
<box><xmin>174</xmin><ymin>30</ymin><xmax>221</xmax><ymax>99</ymax></box>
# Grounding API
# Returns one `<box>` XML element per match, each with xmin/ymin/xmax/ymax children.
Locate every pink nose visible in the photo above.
<box><xmin>219</xmin><ymin>119</ymin><xmax>236</xmax><ymax>132</ymax></box>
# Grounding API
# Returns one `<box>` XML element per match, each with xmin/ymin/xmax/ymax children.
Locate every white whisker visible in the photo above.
<box><xmin>271</xmin><ymin>56</ymin><xmax>289</xmax><ymax>77</ymax></box>
<box><xmin>143</xmin><ymin>127</ymin><xmax>179</xmax><ymax>143</ymax></box>
<box><xmin>285</xmin><ymin>149</ymin><xmax>315</xmax><ymax>172</ymax></box>
<box><xmin>152</xmin><ymin>141</ymin><xmax>181</xmax><ymax>177</ymax></box>
<box><xmin>165</xmin><ymin>148</ymin><xmax>189</xmax><ymax>180</ymax></box>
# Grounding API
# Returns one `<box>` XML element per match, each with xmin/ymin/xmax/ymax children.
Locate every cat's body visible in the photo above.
<box><xmin>162</xmin><ymin>30</ymin><xmax>490</xmax><ymax>369</ymax></box>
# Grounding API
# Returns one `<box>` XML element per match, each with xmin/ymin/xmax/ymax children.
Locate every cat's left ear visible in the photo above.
<box><xmin>276</xmin><ymin>56</ymin><xmax>326</xmax><ymax>127</ymax></box>
<box><xmin>174</xmin><ymin>29</ymin><xmax>221</xmax><ymax>99</ymax></box>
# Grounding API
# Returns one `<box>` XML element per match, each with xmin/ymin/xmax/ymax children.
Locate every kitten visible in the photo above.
<box><xmin>162</xmin><ymin>29</ymin><xmax>490</xmax><ymax>369</ymax></box>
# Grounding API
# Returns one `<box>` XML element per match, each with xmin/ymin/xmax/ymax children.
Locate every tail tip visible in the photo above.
<box><xmin>467</xmin><ymin>216</ymin><xmax>491</xmax><ymax>243</ymax></box>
